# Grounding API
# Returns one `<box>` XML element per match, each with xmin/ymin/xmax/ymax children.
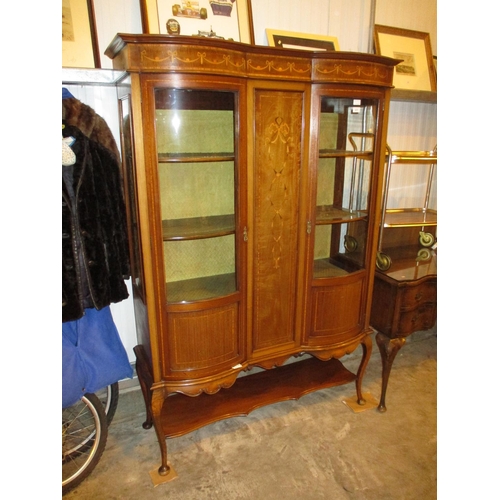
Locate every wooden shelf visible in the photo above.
<box><xmin>158</xmin><ymin>152</ymin><xmax>234</xmax><ymax>163</ymax></box>
<box><xmin>316</xmin><ymin>205</ymin><xmax>367</xmax><ymax>224</ymax></box>
<box><xmin>162</xmin><ymin>214</ymin><xmax>235</xmax><ymax>240</ymax></box>
<box><xmin>166</xmin><ymin>273</ymin><xmax>236</xmax><ymax>303</ymax></box>
<box><xmin>160</xmin><ymin>356</ymin><xmax>357</xmax><ymax>438</ymax></box>
<box><xmin>383</xmin><ymin>208</ymin><xmax>436</xmax><ymax>228</ymax></box>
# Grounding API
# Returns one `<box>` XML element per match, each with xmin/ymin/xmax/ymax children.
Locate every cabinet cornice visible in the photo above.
<box><xmin>106</xmin><ymin>34</ymin><xmax>398</xmax><ymax>87</ymax></box>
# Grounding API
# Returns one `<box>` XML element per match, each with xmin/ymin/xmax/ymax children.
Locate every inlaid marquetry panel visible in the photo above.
<box><xmin>251</xmin><ymin>89</ymin><xmax>304</xmax><ymax>351</ymax></box>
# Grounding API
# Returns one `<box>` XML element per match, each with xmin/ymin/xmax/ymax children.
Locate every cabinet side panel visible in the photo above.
<box><xmin>252</xmin><ymin>89</ymin><xmax>304</xmax><ymax>351</ymax></box>
<box><xmin>167</xmin><ymin>303</ymin><xmax>240</xmax><ymax>372</ymax></box>
<box><xmin>370</xmin><ymin>276</ymin><xmax>397</xmax><ymax>335</ymax></box>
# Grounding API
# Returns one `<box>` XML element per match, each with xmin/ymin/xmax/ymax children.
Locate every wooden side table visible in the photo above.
<box><xmin>370</xmin><ymin>245</ymin><xmax>437</xmax><ymax>411</ymax></box>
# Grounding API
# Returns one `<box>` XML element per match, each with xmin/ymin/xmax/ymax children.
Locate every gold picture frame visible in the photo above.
<box><xmin>373</xmin><ymin>25</ymin><xmax>436</xmax><ymax>92</ymax></box>
<box><xmin>140</xmin><ymin>0</ymin><xmax>255</xmax><ymax>44</ymax></box>
<box><xmin>266</xmin><ymin>29</ymin><xmax>339</xmax><ymax>51</ymax></box>
<box><xmin>62</xmin><ymin>0</ymin><xmax>101</xmax><ymax>68</ymax></box>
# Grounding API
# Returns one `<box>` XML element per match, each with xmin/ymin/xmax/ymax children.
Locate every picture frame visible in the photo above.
<box><xmin>373</xmin><ymin>25</ymin><xmax>436</xmax><ymax>92</ymax></box>
<box><xmin>140</xmin><ymin>0</ymin><xmax>255</xmax><ymax>44</ymax></box>
<box><xmin>266</xmin><ymin>29</ymin><xmax>339</xmax><ymax>51</ymax></box>
<box><xmin>62</xmin><ymin>0</ymin><xmax>101</xmax><ymax>68</ymax></box>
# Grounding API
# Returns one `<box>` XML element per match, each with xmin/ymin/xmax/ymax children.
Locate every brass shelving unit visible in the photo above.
<box><xmin>376</xmin><ymin>146</ymin><xmax>437</xmax><ymax>271</ymax></box>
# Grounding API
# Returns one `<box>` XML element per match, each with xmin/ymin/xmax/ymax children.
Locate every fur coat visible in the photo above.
<box><xmin>62</xmin><ymin>101</ymin><xmax>130</xmax><ymax>323</ymax></box>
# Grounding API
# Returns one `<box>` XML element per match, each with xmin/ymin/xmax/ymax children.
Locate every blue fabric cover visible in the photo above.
<box><xmin>62</xmin><ymin>87</ymin><xmax>75</xmax><ymax>99</ymax></box>
<box><xmin>62</xmin><ymin>306</ymin><xmax>133</xmax><ymax>408</ymax></box>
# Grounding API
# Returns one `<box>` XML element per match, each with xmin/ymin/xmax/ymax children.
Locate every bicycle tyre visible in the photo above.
<box><xmin>95</xmin><ymin>382</ymin><xmax>119</xmax><ymax>425</ymax></box>
<box><xmin>62</xmin><ymin>393</ymin><xmax>108</xmax><ymax>495</ymax></box>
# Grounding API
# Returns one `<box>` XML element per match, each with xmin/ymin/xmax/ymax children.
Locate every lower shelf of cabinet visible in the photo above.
<box><xmin>166</xmin><ymin>272</ymin><xmax>236</xmax><ymax>303</ymax></box>
<box><xmin>160</xmin><ymin>356</ymin><xmax>356</xmax><ymax>438</ymax></box>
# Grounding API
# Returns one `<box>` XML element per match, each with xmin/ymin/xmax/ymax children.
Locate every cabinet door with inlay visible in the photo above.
<box><xmin>248</xmin><ymin>82</ymin><xmax>310</xmax><ymax>361</ymax></box>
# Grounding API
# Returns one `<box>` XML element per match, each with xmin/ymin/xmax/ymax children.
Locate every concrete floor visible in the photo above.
<box><xmin>64</xmin><ymin>329</ymin><xmax>437</xmax><ymax>500</ymax></box>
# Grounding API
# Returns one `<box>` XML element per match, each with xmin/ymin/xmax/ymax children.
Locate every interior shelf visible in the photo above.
<box><xmin>160</xmin><ymin>356</ymin><xmax>357</xmax><ymax>438</ymax></box>
<box><xmin>316</xmin><ymin>205</ymin><xmax>367</xmax><ymax>224</ymax></box>
<box><xmin>158</xmin><ymin>152</ymin><xmax>235</xmax><ymax>163</ymax></box>
<box><xmin>166</xmin><ymin>273</ymin><xmax>236</xmax><ymax>304</ymax></box>
<box><xmin>162</xmin><ymin>214</ymin><xmax>235</xmax><ymax>240</ymax></box>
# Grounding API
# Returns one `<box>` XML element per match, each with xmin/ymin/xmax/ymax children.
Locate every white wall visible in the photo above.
<box><xmin>250</xmin><ymin>0</ymin><xmax>373</xmax><ymax>52</ymax></box>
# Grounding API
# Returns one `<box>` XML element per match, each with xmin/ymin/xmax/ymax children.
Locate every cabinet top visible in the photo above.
<box><xmin>105</xmin><ymin>34</ymin><xmax>398</xmax><ymax>88</ymax></box>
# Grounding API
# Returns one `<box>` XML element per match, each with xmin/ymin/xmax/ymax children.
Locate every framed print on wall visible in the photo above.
<box><xmin>266</xmin><ymin>29</ymin><xmax>339</xmax><ymax>51</ymax></box>
<box><xmin>140</xmin><ymin>0</ymin><xmax>255</xmax><ymax>44</ymax></box>
<box><xmin>62</xmin><ymin>0</ymin><xmax>101</xmax><ymax>68</ymax></box>
<box><xmin>373</xmin><ymin>25</ymin><xmax>436</xmax><ymax>92</ymax></box>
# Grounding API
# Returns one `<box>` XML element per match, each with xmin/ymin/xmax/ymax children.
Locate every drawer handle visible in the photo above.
<box><xmin>415</xmin><ymin>292</ymin><xmax>423</xmax><ymax>302</ymax></box>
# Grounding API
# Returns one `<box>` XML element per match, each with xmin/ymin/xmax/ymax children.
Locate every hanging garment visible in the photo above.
<box><xmin>62</xmin><ymin>306</ymin><xmax>133</xmax><ymax>408</ymax></box>
<box><xmin>62</xmin><ymin>122</ymin><xmax>130</xmax><ymax>322</ymax></box>
<box><xmin>62</xmin><ymin>93</ymin><xmax>121</xmax><ymax>163</ymax></box>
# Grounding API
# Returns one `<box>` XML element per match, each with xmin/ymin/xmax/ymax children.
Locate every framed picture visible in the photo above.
<box><xmin>373</xmin><ymin>25</ymin><xmax>436</xmax><ymax>92</ymax></box>
<box><xmin>62</xmin><ymin>0</ymin><xmax>101</xmax><ymax>68</ymax></box>
<box><xmin>266</xmin><ymin>29</ymin><xmax>339</xmax><ymax>51</ymax></box>
<box><xmin>140</xmin><ymin>0</ymin><xmax>255</xmax><ymax>44</ymax></box>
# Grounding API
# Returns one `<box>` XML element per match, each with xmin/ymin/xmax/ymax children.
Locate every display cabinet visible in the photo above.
<box><xmin>106</xmin><ymin>34</ymin><xmax>397</xmax><ymax>476</ymax></box>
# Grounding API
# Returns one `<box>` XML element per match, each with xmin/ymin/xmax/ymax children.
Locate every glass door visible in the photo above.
<box><xmin>313</xmin><ymin>96</ymin><xmax>377</xmax><ymax>278</ymax></box>
<box><xmin>154</xmin><ymin>88</ymin><xmax>238</xmax><ymax>304</ymax></box>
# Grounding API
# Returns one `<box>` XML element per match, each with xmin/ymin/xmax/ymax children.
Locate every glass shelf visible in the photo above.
<box><xmin>316</xmin><ymin>205</ymin><xmax>367</xmax><ymax>224</ymax></box>
<box><xmin>166</xmin><ymin>273</ymin><xmax>236</xmax><ymax>303</ymax></box>
<box><xmin>383</xmin><ymin>209</ymin><xmax>437</xmax><ymax>228</ymax></box>
<box><xmin>162</xmin><ymin>215</ymin><xmax>235</xmax><ymax>240</ymax></box>
<box><xmin>158</xmin><ymin>153</ymin><xmax>235</xmax><ymax>163</ymax></box>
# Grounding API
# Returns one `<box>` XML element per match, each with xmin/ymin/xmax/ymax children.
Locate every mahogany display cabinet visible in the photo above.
<box><xmin>105</xmin><ymin>34</ymin><xmax>398</xmax><ymax>476</ymax></box>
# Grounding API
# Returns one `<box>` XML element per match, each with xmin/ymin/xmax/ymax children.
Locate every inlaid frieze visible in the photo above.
<box><xmin>106</xmin><ymin>34</ymin><xmax>397</xmax><ymax>87</ymax></box>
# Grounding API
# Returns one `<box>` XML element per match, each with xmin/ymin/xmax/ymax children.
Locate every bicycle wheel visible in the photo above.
<box><xmin>62</xmin><ymin>393</ymin><xmax>108</xmax><ymax>495</ymax></box>
<box><xmin>95</xmin><ymin>382</ymin><xmax>119</xmax><ymax>425</ymax></box>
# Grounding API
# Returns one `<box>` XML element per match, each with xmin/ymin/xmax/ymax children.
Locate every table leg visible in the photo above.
<box><xmin>376</xmin><ymin>332</ymin><xmax>406</xmax><ymax>412</ymax></box>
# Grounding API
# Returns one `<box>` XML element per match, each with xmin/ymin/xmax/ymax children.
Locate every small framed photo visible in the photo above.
<box><xmin>266</xmin><ymin>29</ymin><xmax>339</xmax><ymax>51</ymax></box>
<box><xmin>373</xmin><ymin>25</ymin><xmax>436</xmax><ymax>92</ymax></box>
<box><xmin>62</xmin><ymin>0</ymin><xmax>100</xmax><ymax>68</ymax></box>
<box><xmin>140</xmin><ymin>0</ymin><xmax>255</xmax><ymax>44</ymax></box>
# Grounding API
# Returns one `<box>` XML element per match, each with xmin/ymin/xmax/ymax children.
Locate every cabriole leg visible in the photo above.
<box><xmin>376</xmin><ymin>332</ymin><xmax>406</xmax><ymax>412</ymax></box>
<box><xmin>151</xmin><ymin>388</ymin><xmax>170</xmax><ymax>476</ymax></box>
<box><xmin>355</xmin><ymin>334</ymin><xmax>373</xmax><ymax>405</ymax></box>
<box><xmin>133</xmin><ymin>345</ymin><xmax>154</xmax><ymax>429</ymax></box>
